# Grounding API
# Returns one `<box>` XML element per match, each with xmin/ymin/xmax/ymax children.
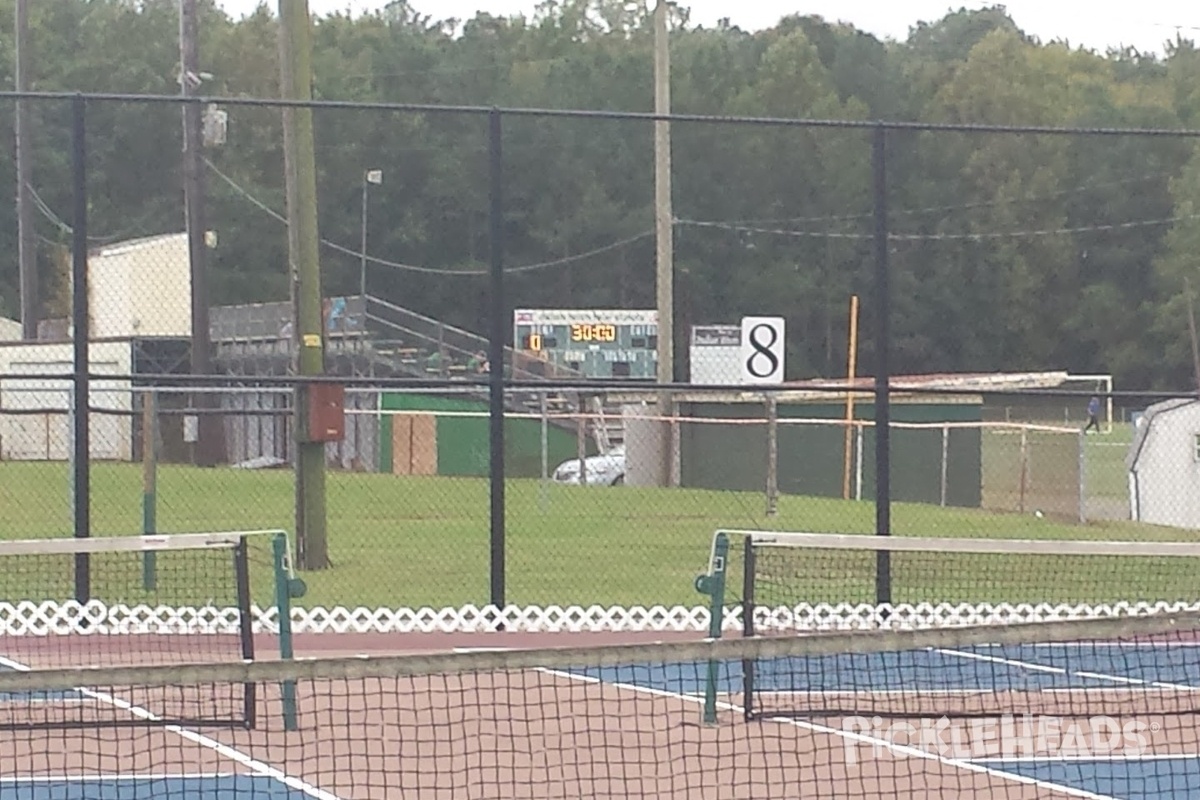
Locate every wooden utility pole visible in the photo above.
<box><xmin>15</xmin><ymin>0</ymin><xmax>37</xmax><ymax>340</ymax></box>
<box><xmin>278</xmin><ymin>0</ymin><xmax>328</xmax><ymax>569</ymax></box>
<box><xmin>180</xmin><ymin>0</ymin><xmax>220</xmax><ymax>466</ymax></box>
<box><xmin>1186</xmin><ymin>277</ymin><xmax>1200</xmax><ymax>396</ymax></box>
<box><xmin>653</xmin><ymin>0</ymin><xmax>675</xmax><ymax>487</ymax></box>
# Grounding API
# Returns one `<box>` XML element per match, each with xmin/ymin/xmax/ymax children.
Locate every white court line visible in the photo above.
<box><xmin>694</xmin><ymin>686</ymin><xmax>1186</xmax><ymax>698</ymax></box>
<box><xmin>0</xmin><ymin>655</ymin><xmax>342</xmax><ymax>800</ymax></box>
<box><xmin>0</xmin><ymin>773</ymin><xmax>238</xmax><ymax>782</ymax></box>
<box><xmin>985</xmin><ymin>643</ymin><xmax>1200</xmax><ymax>649</ymax></box>
<box><xmin>973</xmin><ymin>754</ymin><xmax>1200</xmax><ymax>764</ymax></box>
<box><xmin>935</xmin><ymin>647</ymin><xmax>1200</xmax><ymax>692</ymax></box>
<box><xmin>534</xmin><ymin>665</ymin><xmax>1114</xmax><ymax>800</ymax></box>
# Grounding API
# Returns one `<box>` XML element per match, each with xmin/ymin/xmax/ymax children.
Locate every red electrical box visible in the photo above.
<box><xmin>307</xmin><ymin>383</ymin><xmax>345</xmax><ymax>443</ymax></box>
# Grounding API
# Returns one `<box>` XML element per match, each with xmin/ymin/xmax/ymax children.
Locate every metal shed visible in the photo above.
<box><xmin>1127</xmin><ymin>398</ymin><xmax>1200</xmax><ymax>529</ymax></box>
<box><xmin>0</xmin><ymin>316</ymin><xmax>20</xmax><ymax>341</ymax></box>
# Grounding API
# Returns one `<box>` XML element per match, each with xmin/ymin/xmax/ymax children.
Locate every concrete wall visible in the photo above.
<box><xmin>623</xmin><ymin>402</ymin><xmax>672</xmax><ymax>487</ymax></box>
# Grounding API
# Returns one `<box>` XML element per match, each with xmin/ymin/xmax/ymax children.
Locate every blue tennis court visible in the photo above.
<box><xmin>0</xmin><ymin>661</ymin><xmax>320</xmax><ymax>800</ymax></box>
<box><xmin>564</xmin><ymin>641</ymin><xmax>1200</xmax><ymax>694</ymax></box>
<box><xmin>560</xmin><ymin>639</ymin><xmax>1200</xmax><ymax>799</ymax></box>
<box><xmin>0</xmin><ymin>775</ymin><xmax>308</xmax><ymax>799</ymax></box>
<box><xmin>3</xmin><ymin>639</ymin><xmax>1199</xmax><ymax>798</ymax></box>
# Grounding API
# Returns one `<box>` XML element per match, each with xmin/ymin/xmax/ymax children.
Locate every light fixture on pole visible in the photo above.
<box><xmin>360</xmin><ymin>169</ymin><xmax>383</xmax><ymax>299</ymax></box>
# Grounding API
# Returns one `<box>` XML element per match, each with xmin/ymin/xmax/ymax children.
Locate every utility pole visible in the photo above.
<box><xmin>1185</xmin><ymin>277</ymin><xmax>1200</xmax><ymax>396</ymax></box>
<box><xmin>279</xmin><ymin>0</ymin><xmax>328</xmax><ymax>570</ymax></box>
<box><xmin>15</xmin><ymin>0</ymin><xmax>37</xmax><ymax>340</ymax></box>
<box><xmin>180</xmin><ymin>0</ymin><xmax>220</xmax><ymax>467</ymax></box>
<box><xmin>653</xmin><ymin>0</ymin><xmax>675</xmax><ymax>487</ymax></box>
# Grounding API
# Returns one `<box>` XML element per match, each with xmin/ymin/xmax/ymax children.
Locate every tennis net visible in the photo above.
<box><xmin>722</xmin><ymin>530</ymin><xmax>1200</xmax><ymax>721</ymax></box>
<box><xmin>1</xmin><ymin>613</ymin><xmax>1197</xmax><ymax>798</ymax></box>
<box><xmin>0</xmin><ymin>531</ymin><xmax>290</xmax><ymax>729</ymax></box>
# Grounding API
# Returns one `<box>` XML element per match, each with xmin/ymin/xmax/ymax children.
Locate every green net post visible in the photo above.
<box><xmin>141</xmin><ymin>390</ymin><xmax>158</xmax><ymax>591</ymax></box>
<box><xmin>693</xmin><ymin>531</ymin><xmax>729</xmax><ymax>726</ymax></box>
<box><xmin>273</xmin><ymin>531</ymin><xmax>306</xmax><ymax>732</ymax></box>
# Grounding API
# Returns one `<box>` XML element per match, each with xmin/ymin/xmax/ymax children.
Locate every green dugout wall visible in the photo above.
<box><xmin>678</xmin><ymin>399</ymin><xmax>984</xmax><ymax>507</ymax></box>
<box><xmin>377</xmin><ymin>393</ymin><xmax>583</xmax><ymax>478</ymax></box>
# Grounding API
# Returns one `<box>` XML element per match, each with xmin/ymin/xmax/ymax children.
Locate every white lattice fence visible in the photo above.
<box><xmin>2</xmin><ymin>600</ymin><xmax>1198</xmax><ymax>636</ymax></box>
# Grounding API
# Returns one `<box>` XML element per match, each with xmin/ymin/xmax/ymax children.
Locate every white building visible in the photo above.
<box><xmin>0</xmin><ymin>232</ymin><xmax>190</xmax><ymax>462</ymax></box>
<box><xmin>1127</xmin><ymin>398</ymin><xmax>1200</xmax><ymax>529</ymax></box>
<box><xmin>0</xmin><ymin>316</ymin><xmax>20</xmax><ymax>341</ymax></box>
<box><xmin>0</xmin><ymin>340</ymin><xmax>133</xmax><ymax>461</ymax></box>
<box><xmin>84</xmin><ymin>232</ymin><xmax>192</xmax><ymax>339</ymax></box>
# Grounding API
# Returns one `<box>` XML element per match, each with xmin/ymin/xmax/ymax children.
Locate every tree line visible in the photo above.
<box><xmin>0</xmin><ymin>0</ymin><xmax>1198</xmax><ymax>391</ymax></box>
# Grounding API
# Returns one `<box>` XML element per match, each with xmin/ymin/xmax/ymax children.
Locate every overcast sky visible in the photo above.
<box><xmin>217</xmin><ymin>1</ymin><xmax>1200</xmax><ymax>56</ymax></box>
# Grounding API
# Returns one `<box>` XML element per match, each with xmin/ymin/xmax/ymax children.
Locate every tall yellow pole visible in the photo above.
<box><xmin>842</xmin><ymin>295</ymin><xmax>860</xmax><ymax>500</ymax></box>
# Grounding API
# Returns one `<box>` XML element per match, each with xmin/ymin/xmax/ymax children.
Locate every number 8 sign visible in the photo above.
<box><xmin>739</xmin><ymin>316</ymin><xmax>786</xmax><ymax>385</ymax></box>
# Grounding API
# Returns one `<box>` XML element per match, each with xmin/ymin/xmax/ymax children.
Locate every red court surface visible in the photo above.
<box><xmin>2</xmin><ymin>631</ymin><xmax>1196</xmax><ymax>798</ymax></box>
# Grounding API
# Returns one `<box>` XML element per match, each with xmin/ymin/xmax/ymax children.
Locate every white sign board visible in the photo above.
<box><xmin>513</xmin><ymin>308</ymin><xmax>657</xmax><ymax>326</ymax></box>
<box><xmin>740</xmin><ymin>316</ymin><xmax>786</xmax><ymax>385</ymax></box>
<box><xmin>689</xmin><ymin>325</ymin><xmax>741</xmax><ymax>385</ymax></box>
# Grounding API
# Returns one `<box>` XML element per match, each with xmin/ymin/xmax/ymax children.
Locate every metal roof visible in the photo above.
<box><xmin>783</xmin><ymin>371</ymin><xmax>1073</xmax><ymax>392</ymax></box>
<box><xmin>1126</xmin><ymin>397</ymin><xmax>1200</xmax><ymax>472</ymax></box>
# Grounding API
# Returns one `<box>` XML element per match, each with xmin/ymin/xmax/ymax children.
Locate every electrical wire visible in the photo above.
<box><xmin>26</xmin><ymin>184</ymin><xmax>162</xmax><ymax>245</ymax></box>
<box><xmin>676</xmin><ymin>210</ymin><xmax>1200</xmax><ymax>242</ymax></box>
<box><xmin>204</xmin><ymin>156</ymin><xmax>653</xmax><ymax>275</ymax></box>
<box><xmin>684</xmin><ymin>171</ymin><xmax>1178</xmax><ymax>228</ymax></box>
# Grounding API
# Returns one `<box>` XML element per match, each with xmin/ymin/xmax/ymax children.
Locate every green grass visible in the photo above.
<box><xmin>1083</xmin><ymin>427</ymin><xmax>1135</xmax><ymax>500</ymax></box>
<box><xmin>1</xmin><ymin>458</ymin><xmax>1195</xmax><ymax>611</ymax></box>
<box><xmin>752</xmin><ymin>549</ymin><xmax>1200</xmax><ymax>606</ymax></box>
<box><xmin>980</xmin><ymin>426</ymin><xmax>1135</xmax><ymax>519</ymax></box>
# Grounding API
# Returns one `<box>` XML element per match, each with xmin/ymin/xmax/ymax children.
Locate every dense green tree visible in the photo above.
<box><xmin>0</xmin><ymin>0</ymin><xmax>1196</xmax><ymax>390</ymax></box>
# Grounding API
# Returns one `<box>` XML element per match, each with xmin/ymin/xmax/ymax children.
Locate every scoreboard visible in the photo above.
<box><xmin>513</xmin><ymin>309</ymin><xmax>658</xmax><ymax>379</ymax></box>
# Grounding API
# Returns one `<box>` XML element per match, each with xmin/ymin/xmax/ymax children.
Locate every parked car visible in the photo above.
<box><xmin>552</xmin><ymin>445</ymin><xmax>626</xmax><ymax>486</ymax></box>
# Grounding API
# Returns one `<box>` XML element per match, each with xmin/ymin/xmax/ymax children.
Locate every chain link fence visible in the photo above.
<box><xmin>0</xmin><ymin>374</ymin><xmax>1167</xmax><ymax>612</ymax></box>
<box><xmin>0</xmin><ymin>92</ymin><xmax>1197</xmax><ymax>631</ymax></box>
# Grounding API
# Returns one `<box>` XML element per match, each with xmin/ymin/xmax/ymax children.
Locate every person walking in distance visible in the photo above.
<box><xmin>1083</xmin><ymin>395</ymin><xmax>1101</xmax><ymax>433</ymax></box>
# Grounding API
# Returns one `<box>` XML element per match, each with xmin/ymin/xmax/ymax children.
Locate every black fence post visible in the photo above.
<box><xmin>71</xmin><ymin>93</ymin><xmax>90</xmax><ymax>604</ymax></box>
<box><xmin>872</xmin><ymin>125</ymin><xmax>892</xmax><ymax>606</ymax></box>
<box><xmin>488</xmin><ymin>107</ymin><xmax>506</xmax><ymax>613</ymax></box>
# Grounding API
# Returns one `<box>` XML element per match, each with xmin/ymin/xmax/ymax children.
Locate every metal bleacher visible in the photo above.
<box><xmin>209</xmin><ymin>295</ymin><xmax>620</xmax><ymax>451</ymax></box>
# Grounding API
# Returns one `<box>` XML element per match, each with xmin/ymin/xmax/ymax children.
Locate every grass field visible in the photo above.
<box><xmin>979</xmin><ymin>426</ymin><xmax>1134</xmax><ymax>521</ymax></box>
<box><xmin>2</xmin><ymin>441</ymin><xmax>1196</xmax><ymax>611</ymax></box>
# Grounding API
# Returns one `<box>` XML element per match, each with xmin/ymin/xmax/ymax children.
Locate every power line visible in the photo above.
<box><xmin>678</xmin><ymin>211</ymin><xmax>1200</xmax><ymax>242</ymax></box>
<box><xmin>686</xmin><ymin>171</ymin><xmax>1177</xmax><ymax>228</ymax></box>
<box><xmin>680</xmin><ymin>219</ymin><xmax>872</xmax><ymax>240</ymax></box>
<box><xmin>26</xmin><ymin>184</ymin><xmax>162</xmax><ymax>245</ymax></box>
<box><xmin>204</xmin><ymin>156</ymin><xmax>653</xmax><ymax>275</ymax></box>
<box><xmin>890</xmin><ymin>216</ymin><xmax>1200</xmax><ymax>242</ymax></box>
<box><xmin>504</xmin><ymin>231</ymin><xmax>656</xmax><ymax>272</ymax></box>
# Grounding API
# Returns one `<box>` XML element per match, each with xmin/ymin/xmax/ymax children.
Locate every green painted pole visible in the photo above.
<box><xmin>694</xmin><ymin>532</ymin><xmax>729</xmax><ymax>726</ymax></box>
<box><xmin>141</xmin><ymin>390</ymin><xmax>158</xmax><ymax>591</ymax></box>
<box><xmin>273</xmin><ymin>532</ymin><xmax>303</xmax><ymax>731</ymax></box>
